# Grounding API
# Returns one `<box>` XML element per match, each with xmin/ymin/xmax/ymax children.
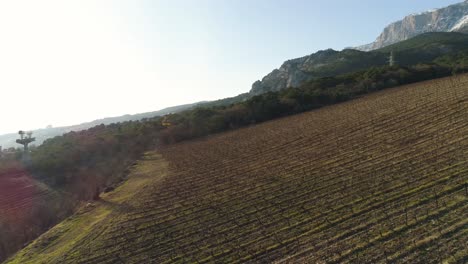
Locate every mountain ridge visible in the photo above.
<box><xmin>251</xmin><ymin>1</ymin><xmax>468</xmax><ymax>97</ymax></box>
<box><xmin>249</xmin><ymin>32</ymin><xmax>468</xmax><ymax>95</ymax></box>
<box><xmin>355</xmin><ymin>1</ymin><xmax>468</xmax><ymax>51</ymax></box>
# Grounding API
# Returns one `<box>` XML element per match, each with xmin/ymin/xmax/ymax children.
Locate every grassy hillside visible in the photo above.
<box><xmin>8</xmin><ymin>74</ymin><xmax>468</xmax><ymax>263</ymax></box>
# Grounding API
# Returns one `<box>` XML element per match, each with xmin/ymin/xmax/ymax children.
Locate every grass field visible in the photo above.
<box><xmin>7</xmin><ymin>75</ymin><xmax>468</xmax><ymax>263</ymax></box>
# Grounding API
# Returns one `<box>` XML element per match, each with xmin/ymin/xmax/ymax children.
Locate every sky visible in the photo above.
<box><xmin>0</xmin><ymin>0</ymin><xmax>462</xmax><ymax>135</ymax></box>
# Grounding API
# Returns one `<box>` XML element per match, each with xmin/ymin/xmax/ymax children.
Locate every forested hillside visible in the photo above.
<box><xmin>250</xmin><ymin>32</ymin><xmax>468</xmax><ymax>94</ymax></box>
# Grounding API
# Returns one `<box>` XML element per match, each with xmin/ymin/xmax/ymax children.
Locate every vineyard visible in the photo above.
<box><xmin>7</xmin><ymin>75</ymin><xmax>468</xmax><ymax>263</ymax></box>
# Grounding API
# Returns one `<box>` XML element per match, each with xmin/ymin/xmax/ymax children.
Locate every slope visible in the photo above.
<box><xmin>0</xmin><ymin>165</ymin><xmax>71</xmax><ymax>262</ymax></box>
<box><xmin>6</xmin><ymin>152</ymin><xmax>168</xmax><ymax>264</ymax></box>
<box><xmin>7</xmin><ymin>74</ymin><xmax>468</xmax><ymax>263</ymax></box>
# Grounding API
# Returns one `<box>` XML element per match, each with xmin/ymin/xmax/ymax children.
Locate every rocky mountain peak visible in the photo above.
<box><xmin>356</xmin><ymin>1</ymin><xmax>468</xmax><ymax>51</ymax></box>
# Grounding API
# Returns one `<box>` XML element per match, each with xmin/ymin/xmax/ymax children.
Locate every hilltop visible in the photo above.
<box><xmin>8</xmin><ymin>74</ymin><xmax>468</xmax><ymax>263</ymax></box>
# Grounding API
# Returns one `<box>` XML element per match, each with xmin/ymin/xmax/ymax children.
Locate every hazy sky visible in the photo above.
<box><xmin>0</xmin><ymin>0</ymin><xmax>461</xmax><ymax>135</ymax></box>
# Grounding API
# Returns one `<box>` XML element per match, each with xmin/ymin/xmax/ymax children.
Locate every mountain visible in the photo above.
<box><xmin>250</xmin><ymin>32</ymin><xmax>468</xmax><ymax>95</ymax></box>
<box><xmin>250</xmin><ymin>2</ymin><xmax>468</xmax><ymax>96</ymax></box>
<box><xmin>250</xmin><ymin>49</ymin><xmax>386</xmax><ymax>95</ymax></box>
<box><xmin>356</xmin><ymin>1</ymin><xmax>468</xmax><ymax>51</ymax></box>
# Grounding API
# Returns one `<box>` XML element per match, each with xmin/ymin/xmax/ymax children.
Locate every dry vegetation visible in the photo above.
<box><xmin>7</xmin><ymin>75</ymin><xmax>468</xmax><ymax>263</ymax></box>
<box><xmin>0</xmin><ymin>165</ymin><xmax>71</xmax><ymax>261</ymax></box>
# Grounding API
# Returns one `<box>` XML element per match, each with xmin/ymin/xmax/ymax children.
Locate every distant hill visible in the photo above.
<box><xmin>355</xmin><ymin>1</ymin><xmax>468</xmax><ymax>51</ymax></box>
<box><xmin>250</xmin><ymin>32</ymin><xmax>468</xmax><ymax>95</ymax></box>
<box><xmin>0</xmin><ymin>94</ymin><xmax>257</xmax><ymax>150</ymax></box>
<box><xmin>0</xmin><ymin>102</ymin><xmax>205</xmax><ymax>149</ymax></box>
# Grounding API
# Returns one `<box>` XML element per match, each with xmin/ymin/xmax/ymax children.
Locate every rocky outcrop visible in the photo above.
<box><xmin>250</xmin><ymin>54</ymin><xmax>315</xmax><ymax>95</ymax></box>
<box><xmin>250</xmin><ymin>49</ymin><xmax>386</xmax><ymax>95</ymax></box>
<box><xmin>356</xmin><ymin>1</ymin><xmax>468</xmax><ymax>51</ymax></box>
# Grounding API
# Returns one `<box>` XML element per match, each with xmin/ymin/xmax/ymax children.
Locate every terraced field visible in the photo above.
<box><xmin>8</xmin><ymin>75</ymin><xmax>468</xmax><ymax>263</ymax></box>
